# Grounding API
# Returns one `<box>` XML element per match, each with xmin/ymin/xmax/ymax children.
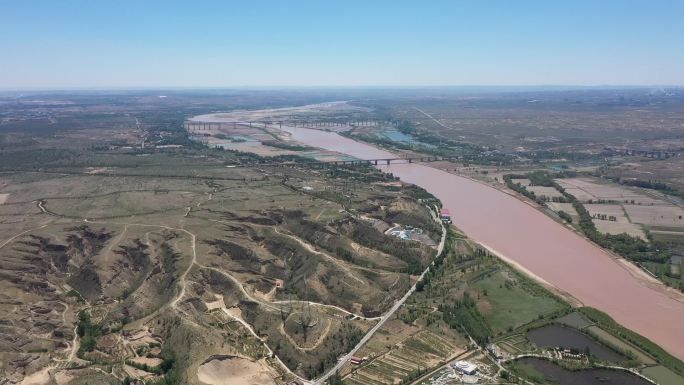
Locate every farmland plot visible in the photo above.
<box><xmin>547</xmin><ymin>202</ymin><xmax>579</xmax><ymax>222</ymax></box>
<box><xmin>527</xmin><ymin>186</ymin><xmax>564</xmax><ymax>199</ymax></box>
<box><xmin>555</xmin><ymin>177</ymin><xmax>662</xmax><ymax>204</ymax></box>
<box><xmin>345</xmin><ymin>330</ymin><xmax>460</xmax><ymax>385</ymax></box>
<box><xmin>584</xmin><ymin>204</ymin><xmax>647</xmax><ymax>239</ymax></box>
<box><xmin>624</xmin><ymin>204</ymin><xmax>684</xmax><ymax>228</ymax></box>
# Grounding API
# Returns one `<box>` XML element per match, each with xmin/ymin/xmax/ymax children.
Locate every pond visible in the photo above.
<box><xmin>382</xmin><ymin>129</ymin><xmax>436</xmax><ymax>148</ymax></box>
<box><xmin>382</xmin><ymin>129</ymin><xmax>414</xmax><ymax>142</ymax></box>
<box><xmin>527</xmin><ymin>324</ymin><xmax>624</xmax><ymax>362</ymax></box>
<box><xmin>513</xmin><ymin>358</ymin><xmax>651</xmax><ymax>385</ymax></box>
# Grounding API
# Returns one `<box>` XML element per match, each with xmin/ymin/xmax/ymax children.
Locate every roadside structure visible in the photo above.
<box><xmin>452</xmin><ymin>360</ymin><xmax>477</xmax><ymax>375</ymax></box>
<box><xmin>440</xmin><ymin>208</ymin><xmax>452</xmax><ymax>224</ymax></box>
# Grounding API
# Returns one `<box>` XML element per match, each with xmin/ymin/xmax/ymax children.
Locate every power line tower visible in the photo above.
<box><xmin>296</xmin><ymin>277</ymin><xmax>318</xmax><ymax>342</ymax></box>
<box><xmin>280</xmin><ymin>292</ymin><xmax>293</xmax><ymax>321</ymax></box>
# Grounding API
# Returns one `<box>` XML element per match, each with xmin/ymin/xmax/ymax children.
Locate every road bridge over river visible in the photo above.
<box><xmin>270</xmin><ymin>155</ymin><xmax>458</xmax><ymax>167</ymax></box>
<box><xmin>190</xmin><ymin>107</ymin><xmax>684</xmax><ymax>362</ymax></box>
<box><xmin>185</xmin><ymin>119</ymin><xmax>399</xmax><ymax>131</ymax></box>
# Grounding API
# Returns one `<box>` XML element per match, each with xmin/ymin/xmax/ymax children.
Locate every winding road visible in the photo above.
<box><xmin>312</xmin><ymin>208</ymin><xmax>447</xmax><ymax>385</ymax></box>
<box><xmin>413</xmin><ymin>106</ymin><xmax>456</xmax><ymax>131</ymax></box>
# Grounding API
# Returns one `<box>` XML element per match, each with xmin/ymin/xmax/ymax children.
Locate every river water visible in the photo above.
<box><xmin>526</xmin><ymin>324</ymin><xmax>625</xmax><ymax>362</ymax></box>
<box><xmin>189</xmin><ymin>113</ymin><xmax>684</xmax><ymax>360</ymax></box>
<box><xmin>513</xmin><ymin>357</ymin><xmax>651</xmax><ymax>385</ymax></box>
<box><xmin>274</xmin><ymin>125</ymin><xmax>684</xmax><ymax>360</ymax></box>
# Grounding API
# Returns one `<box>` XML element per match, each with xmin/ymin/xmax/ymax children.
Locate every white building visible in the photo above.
<box><xmin>389</xmin><ymin>229</ymin><xmax>411</xmax><ymax>240</ymax></box>
<box><xmin>452</xmin><ymin>360</ymin><xmax>478</xmax><ymax>375</ymax></box>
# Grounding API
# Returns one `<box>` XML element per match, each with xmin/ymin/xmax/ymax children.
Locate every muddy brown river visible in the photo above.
<box><xmin>275</xmin><ymin>125</ymin><xmax>684</xmax><ymax>360</ymax></box>
<box><xmin>191</xmin><ymin>111</ymin><xmax>684</xmax><ymax>360</ymax></box>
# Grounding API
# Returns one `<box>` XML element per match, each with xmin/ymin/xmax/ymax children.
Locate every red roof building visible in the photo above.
<box><xmin>440</xmin><ymin>208</ymin><xmax>452</xmax><ymax>223</ymax></box>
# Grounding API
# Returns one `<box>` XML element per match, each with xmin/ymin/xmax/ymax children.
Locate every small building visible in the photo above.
<box><xmin>440</xmin><ymin>208</ymin><xmax>452</xmax><ymax>224</ymax></box>
<box><xmin>389</xmin><ymin>230</ymin><xmax>411</xmax><ymax>240</ymax></box>
<box><xmin>350</xmin><ymin>356</ymin><xmax>364</xmax><ymax>365</ymax></box>
<box><xmin>487</xmin><ymin>343</ymin><xmax>504</xmax><ymax>359</ymax></box>
<box><xmin>452</xmin><ymin>360</ymin><xmax>477</xmax><ymax>375</ymax></box>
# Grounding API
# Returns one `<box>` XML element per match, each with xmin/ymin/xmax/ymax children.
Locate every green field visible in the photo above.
<box><xmin>642</xmin><ymin>365</ymin><xmax>684</xmax><ymax>385</ymax></box>
<box><xmin>555</xmin><ymin>311</ymin><xmax>593</xmax><ymax>330</ymax></box>
<box><xmin>472</xmin><ymin>269</ymin><xmax>565</xmax><ymax>334</ymax></box>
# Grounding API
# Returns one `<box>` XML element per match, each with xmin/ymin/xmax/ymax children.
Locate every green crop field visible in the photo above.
<box><xmin>642</xmin><ymin>365</ymin><xmax>684</xmax><ymax>385</ymax></box>
<box><xmin>472</xmin><ymin>269</ymin><xmax>566</xmax><ymax>334</ymax></box>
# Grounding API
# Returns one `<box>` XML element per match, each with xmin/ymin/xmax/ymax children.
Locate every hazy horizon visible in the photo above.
<box><xmin>2</xmin><ymin>0</ymin><xmax>684</xmax><ymax>89</ymax></box>
<box><xmin>2</xmin><ymin>85</ymin><xmax>683</xmax><ymax>94</ymax></box>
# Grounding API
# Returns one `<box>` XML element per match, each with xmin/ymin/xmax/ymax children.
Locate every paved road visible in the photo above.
<box><xmin>56</xmin><ymin>204</ymin><xmax>446</xmax><ymax>385</ymax></box>
<box><xmin>313</xmin><ymin>208</ymin><xmax>446</xmax><ymax>385</ymax></box>
<box><xmin>413</xmin><ymin>107</ymin><xmax>454</xmax><ymax>131</ymax></box>
<box><xmin>0</xmin><ymin>224</ymin><xmax>48</xmax><ymax>249</ymax></box>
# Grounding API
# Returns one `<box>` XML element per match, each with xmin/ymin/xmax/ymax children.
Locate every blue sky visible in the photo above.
<box><xmin>1</xmin><ymin>0</ymin><xmax>683</xmax><ymax>88</ymax></box>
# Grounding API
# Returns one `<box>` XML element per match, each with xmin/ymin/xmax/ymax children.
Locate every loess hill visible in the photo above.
<box><xmin>0</xmin><ymin>95</ymin><xmax>442</xmax><ymax>384</ymax></box>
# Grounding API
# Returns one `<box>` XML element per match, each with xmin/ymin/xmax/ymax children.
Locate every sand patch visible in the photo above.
<box><xmin>54</xmin><ymin>370</ymin><xmax>74</xmax><ymax>385</ymax></box>
<box><xmin>0</xmin><ymin>193</ymin><xmax>8</xmax><ymax>204</ymax></box>
<box><xmin>20</xmin><ymin>367</ymin><xmax>51</xmax><ymax>385</ymax></box>
<box><xmin>616</xmin><ymin>258</ymin><xmax>662</xmax><ymax>284</ymax></box>
<box><xmin>131</xmin><ymin>356</ymin><xmax>163</xmax><ymax>367</ymax></box>
<box><xmin>205</xmin><ymin>294</ymin><xmax>226</xmax><ymax>311</ymax></box>
<box><xmin>85</xmin><ymin>167</ymin><xmax>112</xmax><ymax>174</ymax></box>
<box><xmin>197</xmin><ymin>356</ymin><xmax>275</xmax><ymax>385</ymax></box>
<box><xmin>224</xmin><ymin>306</ymin><xmax>245</xmax><ymax>322</ymax></box>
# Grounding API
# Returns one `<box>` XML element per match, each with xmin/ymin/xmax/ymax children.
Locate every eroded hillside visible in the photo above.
<box><xmin>0</xmin><ymin>142</ymin><xmax>442</xmax><ymax>384</ymax></box>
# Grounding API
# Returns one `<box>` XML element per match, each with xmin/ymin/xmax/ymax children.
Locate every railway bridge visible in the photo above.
<box><xmin>250</xmin><ymin>156</ymin><xmax>458</xmax><ymax>168</ymax></box>
<box><xmin>185</xmin><ymin>119</ymin><xmax>399</xmax><ymax>131</ymax></box>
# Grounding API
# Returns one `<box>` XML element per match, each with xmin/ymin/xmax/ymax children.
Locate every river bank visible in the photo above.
<box><xmin>191</xmin><ymin>114</ymin><xmax>684</xmax><ymax>361</ymax></box>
